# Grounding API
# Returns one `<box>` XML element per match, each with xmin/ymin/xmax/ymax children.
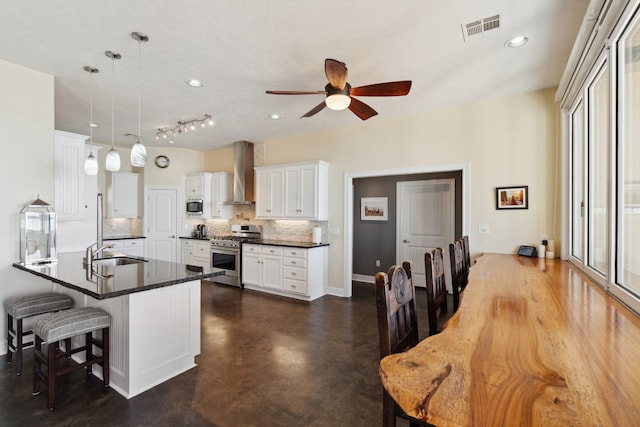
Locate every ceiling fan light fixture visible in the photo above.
<box><xmin>326</xmin><ymin>94</ymin><xmax>351</xmax><ymax>111</ymax></box>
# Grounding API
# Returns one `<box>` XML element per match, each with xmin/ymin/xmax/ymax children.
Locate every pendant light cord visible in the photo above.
<box><xmin>138</xmin><ymin>38</ymin><xmax>142</xmax><ymax>142</ymax></box>
<box><xmin>111</xmin><ymin>55</ymin><xmax>115</xmax><ymax>150</ymax></box>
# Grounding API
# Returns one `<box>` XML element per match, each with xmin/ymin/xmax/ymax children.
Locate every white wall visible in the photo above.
<box><xmin>255</xmin><ymin>88</ymin><xmax>562</xmax><ymax>296</ymax></box>
<box><xmin>0</xmin><ymin>60</ymin><xmax>56</xmax><ymax>353</ymax></box>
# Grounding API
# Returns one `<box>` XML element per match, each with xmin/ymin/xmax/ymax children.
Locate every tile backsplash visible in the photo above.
<box><xmin>182</xmin><ymin>204</ymin><xmax>328</xmax><ymax>243</ymax></box>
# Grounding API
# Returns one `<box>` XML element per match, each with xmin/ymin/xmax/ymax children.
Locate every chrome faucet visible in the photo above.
<box><xmin>84</xmin><ymin>242</ymin><xmax>115</xmax><ymax>266</ymax></box>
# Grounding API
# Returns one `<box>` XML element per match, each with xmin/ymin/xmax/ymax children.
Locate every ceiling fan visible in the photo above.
<box><xmin>266</xmin><ymin>59</ymin><xmax>412</xmax><ymax>121</ymax></box>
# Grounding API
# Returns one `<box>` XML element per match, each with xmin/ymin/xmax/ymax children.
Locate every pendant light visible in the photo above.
<box><xmin>83</xmin><ymin>65</ymin><xmax>99</xmax><ymax>175</ymax></box>
<box><xmin>130</xmin><ymin>32</ymin><xmax>148</xmax><ymax>167</ymax></box>
<box><xmin>105</xmin><ymin>50</ymin><xmax>121</xmax><ymax>172</ymax></box>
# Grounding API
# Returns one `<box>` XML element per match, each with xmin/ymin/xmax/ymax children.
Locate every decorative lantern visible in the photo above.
<box><xmin>19</xmin><ymin>195</ymin><xmax>57</xmax><ymax>264</ymax></box>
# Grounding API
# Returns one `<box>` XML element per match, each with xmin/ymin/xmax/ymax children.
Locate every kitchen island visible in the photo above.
<box><xmin>13</xmin><ymin>252</ymin><xmax>224</xmax><ymax>398</ymax></box>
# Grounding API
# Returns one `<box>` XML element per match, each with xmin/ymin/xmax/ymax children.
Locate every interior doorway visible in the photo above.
<box><xmin>344</xmin><ymin>163</ymin><xmax>469</xmax><ymax>298</ymax></box>
<box><xmin>397</xmin><ymin>179</ymin><xmax>455</xmax><ymax>290</ymax></box>
<box><xmin>144</xmin><ymin>186</ymin><xmax>180</xmax><ymax>263</ymax></box>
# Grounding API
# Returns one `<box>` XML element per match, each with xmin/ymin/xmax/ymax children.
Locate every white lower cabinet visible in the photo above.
<box><xmin>106</xmin><ymin>238</ymin><xmax>145</xmax><ymax>257</ymax></box>
<box><xmin>181</xmin><ymin>239</ymin><xmax>211</xmax><ymax>267</ymax></box>
<box><xmin>242</xmin><ymin>244</ymin><xmax>327</xmax><ymax>301</ymax></box>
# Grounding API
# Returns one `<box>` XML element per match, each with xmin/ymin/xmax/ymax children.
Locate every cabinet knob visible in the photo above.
<box><xmin>291</xmin><ymin>272</ymin><xmax>296</xmax><ymax>276</ymax></box>
<box><xmin>291</xmin><ymin>284</ymin><xmax>297</xmax><ymax>288</ymax></box>
<box><xmin>291</xmin><ymin>261</ymin><xmax>296</xmax><ymax>265</ymax></box>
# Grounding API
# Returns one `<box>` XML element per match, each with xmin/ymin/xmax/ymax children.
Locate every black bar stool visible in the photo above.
<box><xmin>4</xmin><ymin>293</ymin><xmax>73</xmax><ymax>375</ymax></box>
<box><xmin>32</xmin><ymin>307</ymin><xmax>111</xmax><ymax>410</ymax></box>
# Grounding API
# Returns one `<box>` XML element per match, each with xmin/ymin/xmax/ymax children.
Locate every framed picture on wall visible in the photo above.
<box><xmin>361</xmin><ymin>197</ymin><xmax>388</xmax><ymax>221</ymax></box>
<box><xmin>496</xmin><ymin>186</ymin><xmax>528</xmax><ymax>210</ymax></box>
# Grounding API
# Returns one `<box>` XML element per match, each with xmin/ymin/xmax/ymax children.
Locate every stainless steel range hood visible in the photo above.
<box><xmin>227</xmin><ymin>141</ymin><xmax>255</xmax><ymax>205</ymax></box>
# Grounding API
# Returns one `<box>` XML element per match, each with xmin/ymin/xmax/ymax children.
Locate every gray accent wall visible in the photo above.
<box><xmin>353</xmin><ymin>170</ymin><xmax>463</xmax><ymax>277</ymax></box>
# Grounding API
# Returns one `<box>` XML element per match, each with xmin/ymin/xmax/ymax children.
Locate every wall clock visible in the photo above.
<box><xmin>154</xmin><ymin>155</ymin><xmax>170</xmax><ymax>168</ymax></box>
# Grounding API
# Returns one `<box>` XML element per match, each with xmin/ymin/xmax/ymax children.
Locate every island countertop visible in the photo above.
<box><xmin>13</xmin><ymin>252</ymin><xmax>223</xmax><ymax>300</ymax></box>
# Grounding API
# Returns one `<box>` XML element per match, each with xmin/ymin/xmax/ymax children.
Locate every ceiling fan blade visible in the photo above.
<box><xmin>301</xmin><ymin>101</ymin><xmax>327</xmax><ymax>118</ymax></box>
<box><xmin>325</xmin><ymin>59</ymin><xmax>348</xmax><ymax>90</ymax></box>
<box><xmin>348</xmin><ymin>97</ymin><xmax>378</xmax><ymax>120</ymax></box>
<box><xmin>266</xmin><ymin>90</ymin><xmax>327</xmax><ymax>95</ymax></box>
<box><xmin>350</xmin><ymin>81</ymin><xmax>412</xmax><ymax>97</ymax></box>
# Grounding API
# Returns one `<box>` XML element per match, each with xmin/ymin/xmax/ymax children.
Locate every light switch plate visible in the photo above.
<box><xmin>479</xmin><ymin>225</ymin><xmax>490</xmax><ymax>235</ymax></box>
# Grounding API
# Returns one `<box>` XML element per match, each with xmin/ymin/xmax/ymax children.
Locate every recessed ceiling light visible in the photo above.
<box><xmin>270</xmin><ymin>114</ymin><xmax>281</xmax><ymax>120</ymax></box>
<box><xmin>506</xmin><ymin>36</ymin><xmax>528</xmax><ymax>48</ymax></box>
<box><xmin>169</xmin><ymin>140</ymin><xmax>175</xmax><ymax>144</ymax></box>
<box><xmin>187</xmin><ymin>79</ymin><xmax>203</xmax><ymax>88</ymax></box>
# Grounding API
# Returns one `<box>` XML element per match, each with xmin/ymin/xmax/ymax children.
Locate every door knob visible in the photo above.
<box><xmin>169</xmin><ymin>235</ymin><xmax>176</xmax><ymax>238</ymax></box>
<box><xmin>403</xmin><ymin>240</ymin><xmax>410</xmax><ymax>243</ymax></box>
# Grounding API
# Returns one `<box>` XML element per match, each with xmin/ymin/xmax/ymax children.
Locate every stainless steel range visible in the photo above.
<box><xmin>210</xmin><ymin>224</ymin><xmax>261</xmax><ymax>287</ymax></box>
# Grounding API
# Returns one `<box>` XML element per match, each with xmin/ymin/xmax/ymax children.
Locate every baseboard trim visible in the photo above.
<box><xmin>352</xmin><ymin>274</ymin><xmax>375</xmax><ymax>284</ymax></box>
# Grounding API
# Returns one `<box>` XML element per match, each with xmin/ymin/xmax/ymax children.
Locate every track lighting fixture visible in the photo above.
<box><xmin>155</xmin><ymin>114</ymin><xmax>214</xmax><ymax>141</ymax></box>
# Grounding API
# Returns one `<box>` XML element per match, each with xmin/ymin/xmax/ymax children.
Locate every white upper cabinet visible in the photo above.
<box><xmin>106</xmin><ymin>172</ymin><xmax>139</xmax><ymax>218</ymax></box>
<box><xmin>54</xmin><ymin>130</ymin><xmax>88</xmax><ymax>221</ymax></box>
<box><xmin>255</xmin><ymin>168</ymin><xmax>284</xmax><ymax>218</ymax></box>
<box><xmin>186</xmin><ymin>173</ymin><xmax>209</xmax><ymax>198</ymax></box>
<box><xmin>256</xmin><ymin>161</ymin><xmax>328</xmax><ymax>220</ymax></box>
<box><xmin>211</xmin><ymin>172</ymin><xmax>233</xmax><ymax>219</ymax></box>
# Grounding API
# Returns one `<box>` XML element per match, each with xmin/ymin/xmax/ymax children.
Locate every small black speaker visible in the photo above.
<box><xmin>518</xmin><ymin>245</ymin><xmax>537</xmax><ymax>257</ymax></box>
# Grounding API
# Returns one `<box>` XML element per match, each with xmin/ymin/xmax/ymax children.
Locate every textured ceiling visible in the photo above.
<box><xmin>0</xmin><ymin>0</ymin><xmax>589</xmax><ymax>152</ymax></box>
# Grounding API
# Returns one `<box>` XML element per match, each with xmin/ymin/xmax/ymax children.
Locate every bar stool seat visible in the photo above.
<box><xmin>32</xmin><ymin>307</ymin><xmax>111</xmax><ymax>410</ymax></box>
<box><xmin>4</xmin><ymin>293</ymin><xmax>73</xmax><ymax>375</ymax></box>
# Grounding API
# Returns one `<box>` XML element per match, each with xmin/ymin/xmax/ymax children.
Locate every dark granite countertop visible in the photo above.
<box><xmin>12</xmin><ymin>252</ymin><xmax>224</xmax><ymax>300</ymax></box>
<box><xmin>251</xmin><ymin>240</ymin><xmax>330</xmax><ymax>249</ymax></box>
<box><xmin>103</xmin><ymin>235</ymin><xmax>146</xmax><ymax>240</ymax></box>
<box><xmin>179</xmin><ymin>236</ymin><xmax>212</xmax><ymax>241</ymax></box>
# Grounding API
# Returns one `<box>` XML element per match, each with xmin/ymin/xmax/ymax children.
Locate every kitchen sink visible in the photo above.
<box><xmin>92</xmin><ymin>256</ymin><xmax>147</xmax><ymax>266</ymax></box>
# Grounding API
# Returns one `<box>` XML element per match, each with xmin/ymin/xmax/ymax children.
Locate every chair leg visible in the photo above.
<box><xmin>6</xmin><ymin>314</ymin><xmax>13</xmax><ymax>365</ymax></box>
<box><xmin>453</xmin><ymin>287</ymin><xmax>460</xmax><ymax>312</ymax></box>
<box><xmin>48</xmin><ymin>341</ymin><xmax>56</xmax><ymax>410</ymax></box>
<box><xmin>85</xmin><ymin>332</ymin><xmax>93</xmax><ymax>375</ymax></box>
<box><xmin>102</xmin><ymin>327</ymin><xmax>110</xmax><ymax>386</ymax></box>
<box><xmin>382</xmin><ymin>388</ymin><xmax>397</xmax><ymax>427</ymax></box>
<box><xmin>16</xmin><ymin>318</ymin><xmax>23</xmax><ymax>375</ymax></box>
<box><xmin>33</xmin><ymin>335</ymin><xmax>42</xmax><ymax>396</ymax></box>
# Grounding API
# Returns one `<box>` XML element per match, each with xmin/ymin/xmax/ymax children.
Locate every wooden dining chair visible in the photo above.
<box><xmin>448</xmin><ymin>239</ymin><xmax>467</xmax><ymax>312</ymax></box>
<box><xmin>462</xmin><ymin>235</ymin><xmax>471</xmax><ymax>282</ymax></box>
<box><xmin>375</xmin><ymin>261</ymin><xmax>430</xmax><ymax>427</ymax></box>
<box><xmin>425</xmin><ymin>247</ymin><xmax>448</xmax><ymax>336</ymax></box>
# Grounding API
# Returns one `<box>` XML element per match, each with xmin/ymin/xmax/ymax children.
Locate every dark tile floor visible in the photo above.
<box><xmin>1</xmin><ymin>281</ymin><xmax>452</xmax><ymax>427</ymax></box>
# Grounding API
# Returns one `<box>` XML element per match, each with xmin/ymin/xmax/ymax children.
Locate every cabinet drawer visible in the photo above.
<box><xmin>283</xmin><ymin>248</ymin><xmax>306</xmax><ymax>258</ymax></box>
<box><xmin>261</xmin><ymin>246</ymin><xmax>283</xmax><ymax>256</ymax></box>
<box><xmin>124</xmin><ymin>240</ymin><xmax>143</xmax><ymax>248</ymax></box>
<box><xmin>283</xmin><ymin>279</ymin><xmax>307</xmax><ymax>295</ymax></box>
<box><xmin>243</xmin><ymin>244</ymin><xmax>261</xmax><ymax>254</ymax></box>
<box><xmin>181</xmin><ymin>239</ymin><xmax>194</xmax><ymax>248</ymax></box>
<box><xmin>283</xmin><ymin>257</ymin><xmax>306</xmax><ymax>268</ymax></box>
<box><xmin>283</xmin><ymin>266</ymin><xmax>306</xmax><ymax>281</ymax></box>
<box><xmin>193</xmin><ymin>242</ymin><xmax>210</xmax><ymax>253</ymax></box>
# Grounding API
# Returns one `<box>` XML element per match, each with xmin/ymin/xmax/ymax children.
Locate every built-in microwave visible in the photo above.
<box><xmin>186</xmin><ymin>198</ymin><xmax>204</xmax><ymax>216</ymax></box>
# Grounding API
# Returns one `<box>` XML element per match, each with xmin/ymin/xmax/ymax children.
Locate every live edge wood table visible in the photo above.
<box><xmin>379</xmin><ymin>253</ymin><xmax>640</xmax><ymax>427</ymax></box>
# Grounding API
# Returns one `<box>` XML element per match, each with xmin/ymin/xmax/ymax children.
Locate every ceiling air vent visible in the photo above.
<box><xmin>462</xmin><ymin>14</ymin><xmax>502</xmax><ymax>42</ymax></box>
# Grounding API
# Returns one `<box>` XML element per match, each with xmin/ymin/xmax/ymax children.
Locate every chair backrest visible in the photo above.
<box><xmin>375</xmin><ymin>261</ymin><xmax>420</xmax><ymax>359</ymax></box>
<box><xmin>425</xmin><ymin>247</ymin><xmax>448</xmax><ymax>335</ymax></box>
<box><xmin>449</xmin><ymin>239</ymin><xmax>467</xmax><ymax>311</ymax></box>
<box><xmin>462</xmin><ymin>235</ymin><xmax>471</xmax><ymax>277</ymax></box>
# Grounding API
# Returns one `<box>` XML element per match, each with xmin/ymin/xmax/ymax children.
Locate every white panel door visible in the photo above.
<box><xmin>145</xmin><ymin>187</ymin><xmax>178</xmax><ymax>263</ymax></box>
<box><xmin>397</xmin><ymin>179</ymin><xmax>455</xmax><ymax>289</ymax></box>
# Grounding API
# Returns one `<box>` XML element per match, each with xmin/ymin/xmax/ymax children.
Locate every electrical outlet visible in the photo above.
<box><xmin>375</xmin><ymin>260</ymin><xmax>381</xmax><ymax>267</ymax></box>
<box><xmin>479</xmin><ymin>225</ymin><xmax>490</xmax><ymax>235</ymax></box>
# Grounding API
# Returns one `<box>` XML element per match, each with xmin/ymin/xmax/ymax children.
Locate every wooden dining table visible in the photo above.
<box><xmin>378</xmin><ymin>253</ymin><xmax>640</xmax><ymax>426</ymax></box>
